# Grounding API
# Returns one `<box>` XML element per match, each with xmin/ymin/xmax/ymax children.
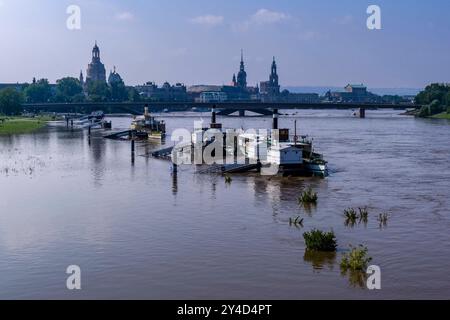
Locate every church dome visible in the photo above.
<box><xmin>108</xmin><ymin>67</ymin><xmax>123</xmax><ymax>85</ymax></box>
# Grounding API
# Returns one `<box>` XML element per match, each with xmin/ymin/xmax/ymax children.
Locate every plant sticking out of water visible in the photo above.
<box><xmin>344</xmin><ymin>208</ymin><xmax>358</xmax><ymax>226</ymax></box>
<box><xmin>358</xmin><ymin>207</ymin><xmax>369</xmax><ymax>225</ymax></box>
<box><xmin>224</xmin><ymin>175</ymin><xmax>232</xmax><ymax>184</ymax></box>
<box><xmin>303</xmin><ymin>229</ymin><xmax>337</xmax><ymax>252</ymax></box>
<box><xmin>289</xmin><ymin>216</ymin><xmax>304</xmax><ymax>228</ymax></box>
<box><xmin>377</xmin><ymin>213</ymin><xmax>389</xmax><ymax>228</ymax></box>
<box><xmin>298</xmin><ymin>188</ymin><xmax>318</xmax><ymax>204</ymax></box>
<box><xmin>340</xmin><ymin>245</ymin><xmax>373</xmax><ymax>288</ymax></box>
<box><xmin>340</xmin><ymin>245</ymin><xmax>372</xmax><ymax>272</ymax></box>
<box><xmin>344</xmin><ymin>207</ymin><xmax>369</xmax><ymax>227</ymax></box>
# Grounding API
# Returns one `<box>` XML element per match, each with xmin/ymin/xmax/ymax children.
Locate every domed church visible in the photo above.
<box><xmin>108</xmin><ymin>66</ymin><xmax>123</xmax><ymax>85</ymax></box>
<box><xmin>86</xmin><ymin>41</ymin><xmax>106</xmax><ymax>84</ymax></box>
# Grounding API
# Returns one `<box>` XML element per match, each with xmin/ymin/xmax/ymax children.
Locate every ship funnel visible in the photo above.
<box><xmin>272</xmin><ymin>109</ymin><xmax>279</xmax><ymax>130</ymax></box>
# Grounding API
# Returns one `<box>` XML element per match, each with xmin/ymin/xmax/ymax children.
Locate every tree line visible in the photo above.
<box><xmin>415</xmin><ymin>83</ymin><xmax>450</xmax><ymax>117</ymax></box>
<box><xmin>0</xmin><ymin>77</ymin><xmax>141</xmax><ymax>116</ymax></box>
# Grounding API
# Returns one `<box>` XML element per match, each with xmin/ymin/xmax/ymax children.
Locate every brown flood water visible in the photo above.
<box><xmin>0</xmin><ymin>109</ymin><xmax>449</xmax><ymax>299</ymax></box>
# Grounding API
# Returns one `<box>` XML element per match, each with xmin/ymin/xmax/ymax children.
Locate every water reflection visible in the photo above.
<box><xmin>88</xmin><ymin>133</ymin><xmax>107</xmax><ymax>186</ymax></box>
<box><xmin>341</xmin><ymin>269</ymin><xmax>367</xmax><ymax>289</ymax></box>
<box><xmin>303</xmin><ymin>250</ymin><xmax>337</xmax><ymax>272</ymax></box>
<box><xmin>300</xmin><ymin>203</ymin><xmax>317</xmax><ymax>216</ymax></box>
<box><xmin>171</xmin><ymin>171</ymin><xmax>178</xmax><ymax>195</ymax></box>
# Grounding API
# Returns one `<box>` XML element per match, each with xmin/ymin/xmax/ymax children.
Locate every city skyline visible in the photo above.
<box><xmin>0</xmin><ymin>0</ymin><xmax>449</xmax><ymax>88</ymax></box>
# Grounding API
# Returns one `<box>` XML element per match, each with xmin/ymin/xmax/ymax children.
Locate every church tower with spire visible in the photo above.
<box><xmin>236</xmin><ymin>49</ymin><xmax>247</xmax><ymax>89</ymax></box>
<box><xmin>260</xmin><ymin>56</ymin><xmax>280</xmax><ymax>98</ymax></box>
<box><xmin>86</xmin><ymin>41</ymin><xmax>106</xmax><ymax>84</ymax></box>
<box><xmin>79</xmin><ymin>70</ymin><xmax>84</xmax><ymax>86</ymax></box>
<box><xmin>269</xmin><ymin>56</ymin><xmax>279</xmax><ymax>89</ymax></box>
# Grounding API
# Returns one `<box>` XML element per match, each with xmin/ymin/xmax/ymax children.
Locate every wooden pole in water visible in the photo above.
<box><xmin>131</xmin><ymin>134</ymin><xmax>135</xmax><ymax>163</ymax></box>
<box><xmin>256</xmin><ymin>135</ymin><xmax>260</xmax><ymax>162</ymax></box>
<box><xmin>211</xmin><ymin>105</ymin><xmax>217</xmax><ymax>125</ymax></box>
<box><xmin>359</xmin><ymin>107</ymin><xmax>366</xmax><ymax>118</ymax></box>
<box><xmin>294</xmin><ymin>120</ymin><xmax>297</xmax><ymax>145</ymax></box>
<box><xmin>172</xmin><ymin>148</ymin><xmax>178</xmax><ymax>173</ymax></box>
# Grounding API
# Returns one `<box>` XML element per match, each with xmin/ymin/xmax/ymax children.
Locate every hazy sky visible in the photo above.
<box><xmin>0</xmin><ymin>0</ymin><xmax>449</xmax><ymax>88</ymax></box>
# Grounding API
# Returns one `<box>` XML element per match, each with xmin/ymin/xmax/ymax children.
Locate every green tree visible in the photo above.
<box><xmin>110</xmin><ymin>81</ymin><xmax>128</xmax><ymax>102</ymax></box>
<box><xmin>86</xmin><ymin>81</ymin><xmax>110</xmax><ymax>102</ymax></box>
<box><xmin>128</xmin><ymin>87</ymin><xmax>141</xmax><ymax>102</ymax></box>
<box><xmin>0</xmin><ymin>87</ymin><xmax>24</xmax><ymax>115</ymax></box>
<box><xmin>417</xmin><ymin>105</ymin><xmax>430</xmax><ymax>118</ymax></box>
<box><xmin>445</xmin><ymin>91</ymin><xmax>450</xmax><ymax>107</ymax></box>
<box><xmin>55</xmin><ymin>77</ymin><xmax>83</xmax><ymax>102</ymax></box>
<box><xmin>23</xmin><ymin>78</ymin><xmax>52</xmax><ymax>103</ymax></box>
<box><xmin>415</xmin><ymin>83</ymin><xmax>449</xmax><ymax>105</ymax></box>
<box><xmin>429</xmin><ymin>99</ymin><xmax>444</xmax><ymax>115</ymax></box>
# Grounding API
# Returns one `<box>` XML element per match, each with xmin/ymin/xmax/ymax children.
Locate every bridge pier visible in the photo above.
<box><xmin>359</xmin><ymin>107</ymin><xmax>366</xmax><ymax>118</ymax></box>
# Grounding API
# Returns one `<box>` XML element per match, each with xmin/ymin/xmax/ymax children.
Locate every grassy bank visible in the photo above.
<box><xmin>431</xmin><ymin>112</ymin><xmax>450</xmax><ymax>119</ymax></box>
<box><xmin>0</xmin><ymin>117</ymin><xmax>51</xmax><ymax>135</ymax></box>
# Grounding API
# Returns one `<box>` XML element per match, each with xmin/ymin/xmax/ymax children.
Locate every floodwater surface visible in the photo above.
<box><xmin>0</xmin><ymin>110</ymin><xmax>449</xmax><ymax>299</ymax></box>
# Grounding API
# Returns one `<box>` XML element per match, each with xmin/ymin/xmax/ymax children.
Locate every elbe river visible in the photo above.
<box><xmin>0</xmin><ymin>110</ymin><xmax>449</xmax><ymax>299</ymax></box>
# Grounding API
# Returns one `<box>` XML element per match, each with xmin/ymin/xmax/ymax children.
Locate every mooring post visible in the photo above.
<box><xmin>172</xmin><ymin>149</ymin><xmax>178</xmax><ymax>173</ymax></box>
<box><xmin>211</xmin><ymin>105</ymin><xmax>217</xmax><ymax>124</ymax></box>
<box><xmin>172</xmin><ymin>161</ymin><xmax>178</xmax><ymax>173</ymax></box>
<box><xmin>359</xmin><ymin>107</ymin><xmax>366</xmax><ymax>118</ymax></box>
<box><xmin>131</xmin><ymin>134</ymin><xmax>135</xmax><ymax>163</ymax></box>
<box><xmin>273</xmin><ymin>108</ymin><xmax>279</xmax><ymax>130</ymax></box>
<box><xmin>294</xmin><ymin>120</ymin><xmax>298</xmax><ymax>145</ymax></box>
<box><xmin>256</xmin><ymin>135</ymin><xmax>260</xmax><ymax>163</ymax></box>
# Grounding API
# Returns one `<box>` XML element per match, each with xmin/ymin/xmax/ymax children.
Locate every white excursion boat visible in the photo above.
<box><xmin>75</xmin><ymin>110</ymin><xmax>106</xmax><ymax>128</ymax></box>
<box><xmin>237</xmin><ymin>131</ymin><xmax>328</xmax><ymax>176</ymax></box>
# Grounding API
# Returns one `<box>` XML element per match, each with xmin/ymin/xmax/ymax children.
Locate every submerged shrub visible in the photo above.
<box><xmin>344</xmin><ymin>207</ymin><xmax>369</xmax><ymax>226</ymax></box>
<box><xmin>358</xmin><ymin>207</ymin><xmax>369</xmax><ymax>224</ymax></box>
<box><xmin>224</xmin><ymin>175</ymin><xmax>232</xmax><ymax>183</ymax></box>
<box><xmin>289</xmin><ymin>216</ymin><xmax>304</xmax><ymax>227</ymax></box>
<box><xmin>340</xmin><ymin>245</ymin><xmax>372</xmax><ymax>272</ymax></box>
<box><xmin>377</xmin><ymin>213</ymin><xmax>389</xmax><ymax>228</ymax></box>
<box><xmin>303</xmin><ymin>229</ymin><xmax>337</xmax><ymax>252</ymax></box>
<box><xmin>298</xmin><ymin>188</ymin><xmax>318</xmax><ymax>204</ymax></box>
<box><xmin>344</xmin><ymin>208</ymin><xmax>358</xmax><ymax>226</ymax></box>
<box><xmin>344</xmin><ymin>208</ymin><xmax>358</xmax><ymax>220</ymax></box>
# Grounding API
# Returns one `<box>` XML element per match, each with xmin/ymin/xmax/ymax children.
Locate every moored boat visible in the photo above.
<box><xmin>131</xmin><ymin>106</ymin><xmax>166</xmax><ymax>139</ymax></box>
